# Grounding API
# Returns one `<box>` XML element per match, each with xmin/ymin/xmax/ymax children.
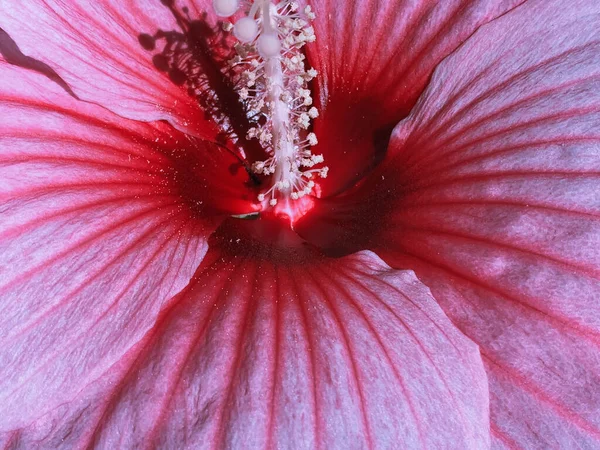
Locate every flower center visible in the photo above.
<box><xmin>214</xmin><ymin>0</ymin><xmax>327</xmax><ymax>207</ymax></box>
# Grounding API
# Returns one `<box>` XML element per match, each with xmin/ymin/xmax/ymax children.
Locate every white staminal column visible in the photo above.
<box><xmin>261</xmin><ymin>2</ymin><xmax>294</xmax><ymax>204</ymax></box>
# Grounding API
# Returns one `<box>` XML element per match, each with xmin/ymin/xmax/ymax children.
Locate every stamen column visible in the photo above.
<box><xmin>263</xmin><ymin>3</ymin><xmax>294</xmax><ymax>205</ymax></box>
<box><xmin>213</xmin><ymin>0</ymin><xmax>327</xmax><ymax>207</ymax></box>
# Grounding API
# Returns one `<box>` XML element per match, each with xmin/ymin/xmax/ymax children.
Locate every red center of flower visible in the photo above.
<box><xmin>140</xmin><ymin>0</ymin><xmax>395</xmax><ymax>256</ymax></box>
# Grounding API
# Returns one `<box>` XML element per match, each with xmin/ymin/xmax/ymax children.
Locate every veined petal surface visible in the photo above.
<box><xmin>1</xmin><ymin>249</ymin><xmax>490</xmax><ymax>450</ymax></box>
<box><xmin>0</xmin><ymin>59</ymin><xmax>250</xmax><ymax>430</ymax></box>
<box><xmin>309</xmin><ymin>0</ymin><xmax>526</xmax><ymax>194</ymax></box>
<box><xmin>0</xmin><ymin>0</ymin><xmax>224</xmax><ymax>138</ymax></box>
<box><xmin>302</xmin><ymin>0</ymin><xmax>600</xmax><ymax>447</ymax></box>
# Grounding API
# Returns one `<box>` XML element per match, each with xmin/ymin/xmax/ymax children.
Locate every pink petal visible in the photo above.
<box><xmin>305</xmin><ymin>1</ymin><xmax>600</xmax><ymax>446</ymax></box>
<box><xmin>309</xmin><ymin>0</ymin><xmax>526</xmax><ymax>194</ymax></box>
<box><xmin>1</xmin><ymin>249</ymin><xmax>490</xmax><ymax>449</ymax></box>
<box><xmin>0</xmin><ymin>59</ymin><xmax>252</xmax><ymax>430</ymax></box>
<box><xmin>0</xmin><ymin>0</ymin><xmax>230</xmax><ymax>138</ymax></box>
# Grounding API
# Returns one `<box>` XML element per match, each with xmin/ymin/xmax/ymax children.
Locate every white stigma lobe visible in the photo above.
<box><xmin>213</xmin><ymin>0</ymin><xmax>240</xmax><ymax>17</ymax></box>
<box><xmin>214</xmin><ymin>0</ymin><xmax>326</xmax><ymax>207</ymax></box>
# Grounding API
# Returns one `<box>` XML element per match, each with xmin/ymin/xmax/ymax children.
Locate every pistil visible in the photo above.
<box><xmin>213</xmin><ymin>0</ymin><xmax>327</xmax><ymax>207</ymax></box>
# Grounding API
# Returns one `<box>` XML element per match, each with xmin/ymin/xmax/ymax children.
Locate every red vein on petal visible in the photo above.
<box><xmin>346</xmin><ymin>267</ymin><xmax>466</xmax><ymax>359</ymax></box>
<box><xmin>40</xmin><ymin>1</ymin><xmax>169</xmax><ymax>97</ymax></box>
<box><xmin>343</xmin><ymin>268</ymin><xmax>479</xmax><ymax>439</ymax></box>
<box><xmin>1</xmin><ymin>99</ymin><xmax>171</xmax><ymax>151</ymax></box>
<box><xmin>323</xmin><ymin>268</ymin><xmax>426</xmax><ymax>448</ymax></box>
<box><xmin>0</xmin><ymin>199</ymin><xmax>181</xmax><ymax>293</ymax></box>
<box><xmin>3</xmin><ymin>208</ymin><xmax>189</xmax><ymax>342</ymax></box>
<box><xmin>340</xmin><ymin>2</ymin><xmax>359</xmax><ymax>83</ymax></box>
<box><xmin>489</xmin><ymin>389</ymin><xmax>553</xmax><ymax>448</ymax></box>
<box><xmin>396</xmin><ymin>248</ymin><xmax>600</xmax><ymax>348</ymax></box>
<box><xmin>0</xmin><ymin>191</ymin><xmax>173</xmax><ymax>240</ymax></box>
<box><xmin>303</xmin><ymin>267</ymin><xmax>374</xmax><ymax>450</ymax></box>
<box><xmin>0</xmin><ymin>158</ymin><xmax>164</xmax><ymax>179</ymax></box>
<box><xmin>419</xmin><ymin>62</ymin><xmax>600</xmax><ymax>152</ymax></box>
<box><xmin>0</xmin><ymin>134</ymin><xmax>166</xmax><ymax>166</ymax></box>
<box><xmin>408</xmin><ymin>171</ymin><xmax>600</xmax><ymax>196</ymax></box>
<box><xmin>397</xmin><ymin>224</ymin><xmax>600</xmax><ymax>279</ymax></box>
<box><xmin>399</xmin><ymin>199</ymin><xmax>600</xmax><ymax>222</ymax></box>
<box><xmin>2</xmin><ymin>209</ymin><xmax>190</xmax><ymax>400</ymax></box>
<box><xmin>1</xmin><ymin>181</ymin><xmax>161</xmax><ymax>200</ymax></box>
<box><xmin>81</xmin><ymin>222</ymin><xmax>197</xmax><ymax>412</ymax></box>
<box><xmin>483</xmin><ymin>354</ymin><xmax>600</xmax><ymax>439</ymax></box>
<box><xmin>415</xmin><ymin>39</ymin><xmax>600</xmax><ymax>147</ymax></box>
<box><xmin>348</xmin><ymin>2</ymin><xmax>388</xmax><ymax>85</ymax></box>
<box><xmin>411</xmin><ymin>136</ymin><xmax>600</xmax><ymax>185</ymax></box>
<box><xmin>1</xmin><ymin>431</ymin><xmax>19</xmax><ymax>450</ymax></box>
<box><xmin>0</xmin><ymin>145</ymin><xmax>165</xmax><ymax>169</ymax></box>
<box><xmin>490</xmin><ymin>422</ymin><xmax>522</xmax><ymax>450</ymax></box>
<box><xmin>266</xmin><ymin>263</ymin><xmax>281</xmax><ymax>450</ymax></box>
<box><xmin>66</xmin><ymin>2</ymin><xmax>149</xmax><ymax>60</ymax></box>
<box><xmin>405</xmin><ymin>99</ymin><xmax>600</xmax><ymax>175</ymax></box>
<box><xmin>80</xmin><ymin>295</ymin><xmax>188</xmax><ymax>449</ymax></box>
<box><xmin>142</xmin><ymin>260</ymin><xmax>242</xmax><ymax>449</ymax></box>
<box><xmin>1</xmin><ymin>101</ymin><xmax>193</xmax><ymax>164</ymax></box>
<box><xmin>285</xmin><ymin>267</ymin><xmax>320</xmax><ymax>449</ymax></box>
<box><xmin>85</xmin><ymin>214</ymin><xmax>191</xmax><ymax>335</ymax></box>
<box><xmin>214</xmin><ymin>258</ymin><xmax>260</xmax><ymax>449</ymax></box>
<box><xmin>379</xmin><ymin>2</ymin><xmax>465</xmax><ymax>94</ymax></box>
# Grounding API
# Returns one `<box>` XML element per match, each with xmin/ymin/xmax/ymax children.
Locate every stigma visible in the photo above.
<box><xmin>213</xmin><ymin>0</ymin><xmax>327</xmax><ymax>207</ymax></box>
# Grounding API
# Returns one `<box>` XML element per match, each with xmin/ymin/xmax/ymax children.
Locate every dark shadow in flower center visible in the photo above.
<box><xmin>205</xmin><ymin>167</ymin><xmax>404</xmax><ymax>261</ymax></box>
<box><xmin>138</xmin><ymin>0</ymin><xmax>267</xmax><ymax>175</ymax></box>
<box><xmin>293</xmin><ymin>166</ymin><xmax>405</xmax><ymax>258</ymax></box>
<box><xmin>209</xmin><ymin>214</ymin><xmax>327</xmax><ymax>265</ymax></box>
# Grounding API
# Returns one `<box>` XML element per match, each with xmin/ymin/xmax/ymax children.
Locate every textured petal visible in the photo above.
<box><xmin>309</xmin><ymin>0</ymin><xmax>526</xmax><ymax>194</ymax></box>
<box><xmin>0</xmin><ymin>60</ymin><xmax>254</xmax><ymax>430</ymax></box>
<box><xmin>1</xmin><ymin>246</ymin><xmax>490</xmax><ymax>449</ymax></box>
<box><xmin>0</xmin><ymin>0</ymin><xmax>244</xmax><ymax>140</ymax></box>
<box><xmin>302</xmin><ymin>1</ymin><xmax>600</xmax><ymax>447</ymax></box>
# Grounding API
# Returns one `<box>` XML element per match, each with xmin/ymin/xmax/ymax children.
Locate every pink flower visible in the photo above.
<box><xmin>1</xmin><ymin>0</ymin><xmax>599</xmax><ymax>448</ymax></box>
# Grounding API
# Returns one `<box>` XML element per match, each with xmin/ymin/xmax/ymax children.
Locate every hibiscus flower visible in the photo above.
<box><xmin>1</xmin><ymin>0</ymin><xmax>599</xmax><ymax>448</ymax></box>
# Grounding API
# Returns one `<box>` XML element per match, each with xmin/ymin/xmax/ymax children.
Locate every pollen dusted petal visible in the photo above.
<box><xmin>0</xmin><ymin>251</ymin><xmax>490</xmax><ymax>449</ymax></box>
<box><xmin>0</xmin><ymin>0</ymin><xmax>221</xmax><ymax>138</ymax></box>
<box><xmin>309</xmin><ymin>0</ymin><xmax>527</xmax><ymax>195</ymax></box>
<box><xmin>302</xmin><ymin>0</ymin><xmax>600</xmax><ymax>447</ymax></box>
<box><xmin>0</xmin><ymin>60</ymin><xmax>252</xmax><ymax>431</ymax></box>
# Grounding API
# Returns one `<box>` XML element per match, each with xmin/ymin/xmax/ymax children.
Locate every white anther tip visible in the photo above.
<box><xmin>258</xmin><ymin>33</ymin><xmax>281</xmax><ymax>59</ymax></box>
<box><xmin>213</xmin><ymin>0</ymin><xmax>239</xmax><ymax>17</ymax></box>
<box><xmin>234</xmin><ymin>17</ymin><xmax>258</xmax><ymax>42</ymax></box>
